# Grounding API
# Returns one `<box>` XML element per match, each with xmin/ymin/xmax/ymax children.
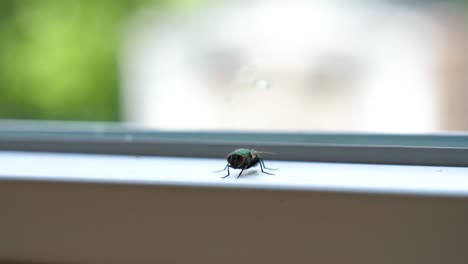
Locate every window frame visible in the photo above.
<box><xmin>0</xmin><ymin>119</ymin><xmax>467</xmax><ymax>167</ymax></box>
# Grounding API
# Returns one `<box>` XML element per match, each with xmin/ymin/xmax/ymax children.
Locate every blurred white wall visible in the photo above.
<box><xmin>120</xmin><ymin>0</ymin><xmax>445</xmax><ymax>133</ymax></box>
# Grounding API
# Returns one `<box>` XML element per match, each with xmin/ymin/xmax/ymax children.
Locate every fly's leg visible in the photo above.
<box><xmin>214</xmin><ymin>164</ymin><xmax>231</xmax><ymax>178</ymax></box>
<box><xmin>213</xmin><ymin>164</ymin><xmax>228</xmax><ymax>173</ymax></box>
<box><xmin>237</xmin><ymin>168</ymin><xmax>245</xmax><ymax>178</ymax></box>
<box><xmin>221</xmin><ymin>166</ymin><xmax>231</xmax><ymax>178</ymax></box>
<box><xmin>259</xmin><ymin>159</ymin><xmax>278</xmax><ymax>171</ymax></box>
<box><xmin>259</xmin><ymin>159</ymin><xmax>275</xmax><ymax>175</ymax></box>
<box><xmin>260</xmin><ymin>166</ymin><xmax>274</xmax><ymax>175</ymax></box>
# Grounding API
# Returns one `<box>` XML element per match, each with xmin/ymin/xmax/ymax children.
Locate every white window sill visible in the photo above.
<box><xmin>2</xmin><ymin>150</ymin><xmax>468</xmax><ymax>264</ymax></box>
<box><xmin>1</xmin><ymin>150</ymin><xmax>467</xmax><ymax>197</ymax></box>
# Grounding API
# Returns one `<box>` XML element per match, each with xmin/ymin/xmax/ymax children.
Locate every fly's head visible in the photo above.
<box><xmin>227</xmin><ymin>152</ymin><xmax>247</xmax><ymax>169</ymax></box>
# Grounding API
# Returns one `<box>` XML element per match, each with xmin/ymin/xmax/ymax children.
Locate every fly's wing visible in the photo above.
<box><xmin>251</xmin><ymin>149</ymin><xmax>277</xmax><ymax>156</ymax></box>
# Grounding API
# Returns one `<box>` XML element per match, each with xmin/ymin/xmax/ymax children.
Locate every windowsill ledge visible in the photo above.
<box><xmin>2</xmin><ymin>150</ymin><xmax>468</xmax><ymax>264</ymax></box>
<box><xmin>1</xmin><ymin>150</ymin><xmax>467</xmax><ymax>197</ymax></box>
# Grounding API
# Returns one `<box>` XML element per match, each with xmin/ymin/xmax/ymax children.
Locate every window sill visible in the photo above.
<box><xmin>1</xmin><ymin>150</ymin><xmax>467</xmax><ymax>197</ymax></box>
<box><xmin>2</xmin><ymin>151</ymin><xmax>468</xmax><ymax>264</ymax></box>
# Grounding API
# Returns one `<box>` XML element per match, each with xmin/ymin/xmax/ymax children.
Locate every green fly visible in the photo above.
<box><xmin>214</xmin><ymin>148</ymin><xmax>277</xmax><ymax>178</ymax></box>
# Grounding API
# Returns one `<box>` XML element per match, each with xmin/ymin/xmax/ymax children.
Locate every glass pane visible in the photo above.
<box><xmin>1</xmin><ymin>0</ymin><xmax>468</xmax><ymax>134</ymax></box>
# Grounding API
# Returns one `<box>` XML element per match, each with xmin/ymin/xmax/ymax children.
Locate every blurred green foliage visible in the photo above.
<box><xmin>0</xmin><ymin>0</ymin><xmax>183</xmax><ymax>121</ymax></box>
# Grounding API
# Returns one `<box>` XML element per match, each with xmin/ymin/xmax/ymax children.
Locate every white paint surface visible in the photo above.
<box><xmin>1</xmin><ymin>151</ymin><xmax>467</xmax><ymax>197</ymax></box>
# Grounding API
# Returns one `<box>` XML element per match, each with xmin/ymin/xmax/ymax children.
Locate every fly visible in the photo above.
<box><xmin>214</xmin><ymin>148</ymin><xmax>277</xmax><ymax>178</ymax></box>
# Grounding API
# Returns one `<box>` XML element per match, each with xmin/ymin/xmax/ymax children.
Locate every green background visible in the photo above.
<box><xmin>0</xmin><ymin>0</ymin><xmax>200</xmax><ymax>121</ymax></box>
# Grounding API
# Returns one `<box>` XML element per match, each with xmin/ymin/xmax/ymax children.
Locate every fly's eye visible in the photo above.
<box><xmin>236</xmin><ymin>154</ymin><xmax>245</xmax><ymax>163</ymax></box>
<box><xmin>227</xmin><ymin>154</ymin><xmax>245</xmax><ymax>167</ymax></box>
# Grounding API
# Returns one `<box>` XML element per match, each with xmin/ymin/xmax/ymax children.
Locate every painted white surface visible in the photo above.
<box><xmin>0</xmin><ymin>151</ymin><xmax>467</xmax><ymax>197</ymax></box>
